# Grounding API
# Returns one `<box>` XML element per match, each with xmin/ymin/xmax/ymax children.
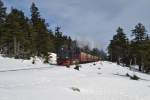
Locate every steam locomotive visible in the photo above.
<box><xmin>57</xmin><ymin>44</ymin><xmax>99</xmax><ymax>66</ymax></box>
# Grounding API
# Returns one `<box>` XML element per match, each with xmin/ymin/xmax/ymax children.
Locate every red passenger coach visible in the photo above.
<box><xmin>57</xmin><ymin>45</ymin><xmax>100</xmax><ymax>66</ymax></box>
<box><xmin>80</xmin><ymin>52</ymin><xmax>87</xmax><ymax>63</ymax></box>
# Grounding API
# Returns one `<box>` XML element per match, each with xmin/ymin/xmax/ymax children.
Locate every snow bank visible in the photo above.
<box><xmin>0</xmin><ymin>57</ymin><xmax>150</xmax><ymax>100</ymax></box>
<box><xmin>0</xmin><ymin>56</ymin><xmax>52</xmax><ymax>71</ymax></box>
<box><xmin>48</xmin><ymin>52</ymin><xmax>57</xmax><ymax>64</ymax></box>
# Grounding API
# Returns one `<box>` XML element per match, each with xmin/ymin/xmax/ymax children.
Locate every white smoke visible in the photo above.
<box><xmin>76</xmin><ymin>37</ymin><xmax>96</xmax><ymax>50</ymax></box>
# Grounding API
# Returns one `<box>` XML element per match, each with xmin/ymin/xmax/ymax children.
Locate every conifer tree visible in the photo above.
<box><xmin>131</xmin><ymin>23</ymin><xmax>148</xmax><ymax>71</ymax></box>
<box><xmin>0</xmin><ymin>0</ymin><xmax>6</xmax><ymax>48</ymax></box>
<box><xmin>132</xmin><ymin>23</ymin><xmax>147</xmax><ymax>42</ymax></box>
<box><xmin>4</xmin><ymin>8</ymin><xmax>31</xmax><ymax>57</ymax></box>
<box><xmin>30</xmin><ymin>2</ymin><xmax>53</xmax><ymax>57</ymax></box>
<box><xmin>54</xmin><ymin>26</ymin><xmax>63</xmax><ymax>53</ymax></box>
<box><xmin>108</xmin><ymin>27</ymin><xmax>129</xmax><ymax>65</ymax></box>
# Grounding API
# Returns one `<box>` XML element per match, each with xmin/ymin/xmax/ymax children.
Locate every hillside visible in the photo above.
<box><xmin>0</xmin><ymin>57</ymin><xmax>150</xmax><ymax>100</ymax></box>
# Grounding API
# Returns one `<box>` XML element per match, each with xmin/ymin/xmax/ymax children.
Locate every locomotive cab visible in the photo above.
<box><xmin>57</xmin><ymin>45</ymin><xmax>71</xmax><ymax>66</ymax></box>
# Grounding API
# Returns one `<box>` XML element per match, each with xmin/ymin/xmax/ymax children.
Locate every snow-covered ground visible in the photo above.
<box><xmin>0</xmin><ymin>56</ymin><xmax>55</xmax><ymax>71</ymax></box>
<box><xmin>0</xmin><ymin>57</ymin><xmax>150</xmax><ymax>100</ymax></box>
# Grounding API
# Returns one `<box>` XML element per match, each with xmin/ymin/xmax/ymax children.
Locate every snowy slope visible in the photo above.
<box><xmin>0</xmin><ymin>57</ymin><xmax>150</xmax><ymax>100</ymax></box>
<box><xmin>0</xmin><ymin>56</ymin><xmax>55</xmax><ymax>71</ymax></box>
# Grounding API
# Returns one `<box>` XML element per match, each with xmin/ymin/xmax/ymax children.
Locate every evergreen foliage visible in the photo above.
<box><xmin>0</xmin><ymin>1</ymin><xmax>101</xmax><ymax>64</ymax></box>
<box><xmin>108</xmin><ymin>27</ymin><xmax>129</xmax><ymax>65</ymax></box>
<box><xmin>0</xmin><ymin>0</ymin><xmax>6</xmax><ymax>48</ymax></box>
<box><xmin>0</xmin><ymin>1</ymin><xmax>75</xmax><ymax>60</ymax></box>
<box><xmin>108</xmin><ymin>24</ymin><xmax>150</xmax><ymax>73</ymax></box>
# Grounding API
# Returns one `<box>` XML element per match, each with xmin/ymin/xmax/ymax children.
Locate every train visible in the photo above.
<box><xmin>57</xmin><ymin>45</ymin><xmax>99</xmax><ymax>66</ymax></box>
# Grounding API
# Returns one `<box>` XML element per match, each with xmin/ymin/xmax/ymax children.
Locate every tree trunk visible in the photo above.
<box><xmin>139</xmin><ymin>65</ymin><xmax>142</xmax><ymax>71</ymax></box>
<box><xmin>13</xmin><ymin>36</ymin><xmax>17</xmax><ymax>57</ymax></box>
<box><xmin>8</xmin><ymin>42</ymin><xmax>11</xmax><ymax>56</ymax></box>
<box><xmin>134</xmin><ymin>57</ymin><xmax>136</xmax><ymax>65</ymax></box>
<box><xmin>141</xmin><ymin>57</ymin><xmax>144</xmax><ymax>72</ymax></box>
<box><xmin>129</xmin><ymin>59</ymin><xmax>132</xmax><ymax>70</ymax></box>
<box><xmin>111</xmin><ymin>51</ymin><xmax>112</xmax><ymax>61</ymax></box>
<box><xmin>17</xmin><ymin>41</ymin><xmax>20</xmax><ymax>58</ymax></box>
<box><xmin>117</xmin><ymin>56</ymin><xmax>120</xmax><ymax>65</ymax></box>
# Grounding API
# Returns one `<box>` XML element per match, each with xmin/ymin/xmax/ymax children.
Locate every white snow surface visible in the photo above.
<box><xmin>0</xmin><ymin>57</ymin><xmax>150</xmax><ymax>100</ymax></box>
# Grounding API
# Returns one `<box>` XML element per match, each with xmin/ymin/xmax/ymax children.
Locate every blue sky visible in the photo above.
<box><xmin>3</xmin><ymin>0</ymin><xmax>150</xmax><ymax>50</ymax></box>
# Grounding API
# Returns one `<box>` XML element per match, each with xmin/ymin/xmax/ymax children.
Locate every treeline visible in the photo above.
<box><xmin>108</xmin><ymin>23</ymin><xmax>150</xmax><ymax>73</ymax></box>
<box><xmin>0</xmin><ymin>0</ymin><xmax>102</xmax><ymax>61</ymax></box>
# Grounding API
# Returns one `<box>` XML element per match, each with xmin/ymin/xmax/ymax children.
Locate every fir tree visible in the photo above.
<box><xmin>132</xmin><ymin>23</ymin><xmax>147</xmax><ymax>42</ymax></box>
<box><xmin>3</xmin><ymin>8</ymin><xmax>31</xmax><ymax>57</ymax></box>
<box><xmin>0</xmin><ymin>0</ymin><xmax>6</xmax><ymax>26</ymax></box>
<box><xmin>30</xmin><ymin>2</ymin><xmax>53</xmax><ymax>57</ymax></box>
<box><xmin>108</xmin><ymin>27</ymin><xmax>129</xmax><ymax>65</ymax></box>
<box><xmin>0</xmin><ymin>0</ymin><xmax>6</xmax><ymax>48</ymax></box>
<box><xmin>131</xmin><ymin>23</ymin><xmax>147</xmax><ymax>71</ymax></box>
